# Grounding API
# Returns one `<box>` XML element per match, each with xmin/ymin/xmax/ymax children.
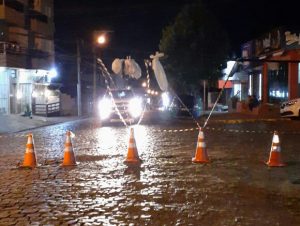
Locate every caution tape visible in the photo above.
<box><xmin>151</xmin><ymin>126</ymin><xmax>300</xmax><ymax>134</ymax></box>
<box><xmin>211</xmin><ymin>118</ymin><xmax>289</xmax><ymax>124</ymax></box>
<box><xmin>0</xmin><ymin>125</ymin><xmax>299</xmax><ymax>139</ymax></box>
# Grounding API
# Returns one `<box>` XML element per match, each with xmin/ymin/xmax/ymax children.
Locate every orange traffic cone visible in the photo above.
<box><xmin>266</xmin><ymin>131</ymin><xmax>285</xmax><ymax>167</ymax></box>
<box><xmin>62</xmin><ymin>130</ymin><xmax>77</xmax><ymax>166</ymax></box>
<box><xmin>124</xmin><ymin>128</ymin><xmax>142</xmax><ymax>164</ymax></box>
<box><xmin>192</xmin><ymin>128</ymin><xmax>209</xmax><ymax>163</ymax></box>
<box><xmin>22</xmin><ymin>133</ymin><xmax>37</xmax><ymax>168</ymax></box>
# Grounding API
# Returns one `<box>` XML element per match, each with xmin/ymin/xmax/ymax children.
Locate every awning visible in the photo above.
<box><xmin>218</xmin><ymin>80</ymin><xmax>233</xmax><ymax>89</ymax></box>
<box><xmin>220</xmin><ymin>71</ymin><xmax>248</xmax><ymax>82</ymax></box>
<box><xmin>230</xmin><ymin>71</ymin><xmax>248</xmax><ymax>81</ymax></box>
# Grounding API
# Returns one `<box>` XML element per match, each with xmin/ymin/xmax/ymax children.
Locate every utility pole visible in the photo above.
<box><xmin>93</xmin><ymin>48</ymin><xmax>97</xmax><ymax>114</ymax></box>
<box><xmin>203</xmin><ymin>80</ymin><xmax>206</xmax><ymax>111</ymax></box>
<box><xmin>92</xmin><ymin>30</ymin><xmax>112</xmax><ymax>114</ymax></box>
<box><xmin>25</xmin><ymin>1</ymin><xmax>33</xmax><ymax>69</ymax></box>
<box><xmin>77</xmin><ymin>40</ymin><xmax>82</xmax><ymax>116</ymax></box>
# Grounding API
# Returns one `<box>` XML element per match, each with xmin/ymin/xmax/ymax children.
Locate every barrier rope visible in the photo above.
<box><xmin>135</xmin><ymin>60</ymin><xmax>154</xmax><ymax>126</ymax></box>
<box><xmin>202</xmin><ymin>61</ymin><xmax>238</xmax><ymax>128</ymax></box>
<box><xmin>97</xmin><ymin>58</ymin><xmax>117</xmax><ymax>89</ymax></box>
<box><xmin>144</xmin><ymin>60</ymin><xmax>151</xmax><ymax>89</ymax></box>
<box><xmin>3</xmin><ymin>61</ymin><xmax>294</xmax><ymax>138</ymax></box>
<box><xmin>144</xmin><ymin>58</ymin><xmax>201</xmax><ymax>129</ymax></box>
<box><xmin>96</xmin><ymin>59</ymin><xmax>129</xmax><ymax>127</ymax></box>
<box><xmin>202</xmin><ymin>78</ymin><xmax>229</xmax><ymax>128</ymax></box>
<box><xmin>96</xmin><ymin>58</ymin><xmax>148</xmax><ymax>127</ymax></box>
<box><xmin>171</xmin><ymin>90</ymin><xmax>201</xmax><ymax>129</ymax></box>
<box><xmin>3</xmin><ymin>125</ymin><xmax>299</xmax><ymax>140</ymax></box>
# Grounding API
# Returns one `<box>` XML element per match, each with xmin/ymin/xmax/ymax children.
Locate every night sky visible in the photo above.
<box><xmin>53</xmin><ymin>0</ymin><xmax>299</xmax><ymax>87</ymax></box>
<box><xmin>54</xmin><ymin>0</ymin><xmax>194</xmax><ymax>60</ymax></box>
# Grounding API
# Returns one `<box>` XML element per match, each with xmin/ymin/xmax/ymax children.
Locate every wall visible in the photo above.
<box><xmin>0</xmin><ymin>69</ymin><xmax>9</xmax><ymax>114</ymax></box>
<box><xmin>60</xmin><ymin>93</ymin><xmax>76</xmax><ymax>116</ymax></box>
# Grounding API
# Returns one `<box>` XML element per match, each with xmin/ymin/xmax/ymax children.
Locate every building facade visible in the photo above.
<box><xmin>0</xmin><ymin>0</ymin><xmax>57</xmax><ymax>115</ymax></box>
<box><xmin>241</xmin><ymin>27</ymin><xmax>300</xmax><ymax>104</ymax></box>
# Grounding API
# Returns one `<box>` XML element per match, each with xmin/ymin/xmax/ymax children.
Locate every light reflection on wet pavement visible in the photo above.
<box><xmin>0</xmin><ymin>118</ymin><xmax>299</xmax><ymax>225</ymax></box>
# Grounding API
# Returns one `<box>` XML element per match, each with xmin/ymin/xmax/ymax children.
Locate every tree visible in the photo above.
<box><xmin>159</xmin><ymin>0</ymin><xmax>230</xmax><ymax>92</ymax></box>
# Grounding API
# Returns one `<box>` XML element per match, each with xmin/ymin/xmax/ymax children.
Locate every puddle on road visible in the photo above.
<box><xmin>0</xmin><ymin>121</ymin><xmax>300</xmax><ymax>225</ymax></box>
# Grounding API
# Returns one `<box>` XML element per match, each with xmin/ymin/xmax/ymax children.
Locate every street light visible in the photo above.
<box><xmin>77</xmin><ymin>39</ymin><xmax>82</xmax><ymax>116</ymax></box>
<box><xmin>77</xmin><ymin>32</ymin><xmax>110</xmax><ymax>117</ymax></box>
<box><xmin>93</xmin><ymin>32</ymin><xmax>109</xmax><ymax>114</ymax></box>
<box><xmin>97</xmin><ymin>35</ymin><xmax>106</xmax><ymax>45</ymax></box>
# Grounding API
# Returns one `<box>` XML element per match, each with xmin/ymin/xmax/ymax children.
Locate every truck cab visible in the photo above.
<box><xmin>97</xmin><ymin>89</ymin><xmax>144</xmax><ymax>124</ymax></box>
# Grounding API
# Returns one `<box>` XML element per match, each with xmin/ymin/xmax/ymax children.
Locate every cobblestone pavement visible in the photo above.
<box><xmin>0</xmin><ymin>118</ymin><xmax>299</xmax><ymax>225</ymax></box>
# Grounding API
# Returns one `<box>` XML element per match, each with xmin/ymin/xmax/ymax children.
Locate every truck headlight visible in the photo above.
<box><xmin>162</xmin><ymin>92</ymin><xmax>170</xmax><ymax>108</ymax></box>
<box><xmin>98</xmin><ymin>98</ymin><xmax>112</xmax><ymax>120</ymax></box>
<box><xmin>129</xmin><ymin>97</ymin><xmax>143</xmax><ymax>118</ymax></box>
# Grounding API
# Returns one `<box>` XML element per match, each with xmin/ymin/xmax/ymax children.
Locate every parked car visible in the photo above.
<box><xmin>280</xmin><ymin>98</ymin><xmax>300</xmax><ymax>118</ymax></box>
<box><xmin>168</xmin><ymin>94</ymin><xmax>202</xmax><ymax>118</ymax></box>
<box><xmin>97</xmin><ymin>89</ymin><xmax>144</xmax><ymax>124</ymax></box>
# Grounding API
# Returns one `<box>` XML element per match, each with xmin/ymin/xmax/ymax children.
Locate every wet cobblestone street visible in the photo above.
<box><xmin>0</xmin><ymin>118</ymin><xmax>299</xmax><ymax>225</ymax></box>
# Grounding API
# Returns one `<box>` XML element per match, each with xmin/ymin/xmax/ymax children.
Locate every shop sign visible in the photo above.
<box><xmin>254</xmin><ymin>29</ymin><xmax>281</xmax><ymax>56</ymax></box>
<box><xmin>284</xmin><ymin>31</ymin><xmax>300</xmax><ymax>49</ymax></box>
<box><xmin>241</xmin><ymin>41</ymin><xmax>253</xmax><ymax>68</ymax></box>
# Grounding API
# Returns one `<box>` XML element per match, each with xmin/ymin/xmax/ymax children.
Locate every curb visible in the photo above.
<box><xmin>0</xmin><ymin>116</ymin><xmax>90</xmax><ymax>136</ymax></box>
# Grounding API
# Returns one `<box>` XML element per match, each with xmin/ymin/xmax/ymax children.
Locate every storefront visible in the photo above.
<box><xmin>219</xmin><ymin>61</ymin><xmax>249</xmax><ymax>109</ymax></box>
<box><xmin>0</xmin><ymin>67</ymin><xmax>9</xmax><ymax>114</ymax></box>
<box><xmin>0</xmin><ymin>67</ymin><xmax>59</xmax><ymax>115</ymax></box>
<box><xmin>241</xmin><ymin>28</ymin><xmax>300</xmax><ymax>104</ymax></box>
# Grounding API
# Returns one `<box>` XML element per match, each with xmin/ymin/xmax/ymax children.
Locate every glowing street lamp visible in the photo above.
<box><xmin>93</xmin><ymin>33</ymin><xmax>109</xmax><ymax>114</ymax></box>
<box><xmin>97</xmin><ymin>35</ymin><xmax>106</xmax><ymax>45</ymax></box>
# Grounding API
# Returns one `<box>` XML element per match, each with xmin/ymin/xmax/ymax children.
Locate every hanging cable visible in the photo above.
<box><xmin>202</xmin><ymin>61</ymin><xmax>239</xmax><ymax>128</ymax></box>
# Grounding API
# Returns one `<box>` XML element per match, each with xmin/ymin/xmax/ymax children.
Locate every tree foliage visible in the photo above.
<box><xmin>159</xmin><ymin>0</ymin><xmax>230</xmax><ymax>91</ymax></box>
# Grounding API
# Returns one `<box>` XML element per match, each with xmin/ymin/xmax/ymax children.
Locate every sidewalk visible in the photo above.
<box><xmin>205</xmin><ymin>103</ymin><xmax>282</xmax><ymax>121</ymax></box>
<box><xmin>0</xmin><ymin>114</ymin><xmax>83</xmax><ymax>134</ymax></box>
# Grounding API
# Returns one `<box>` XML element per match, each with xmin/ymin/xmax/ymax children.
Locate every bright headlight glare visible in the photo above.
<box><xmin>98</xmin><ymin>98</ymin><xmax>112</xmax><ymax>119</ymax></box>
<box><xmin>162</xmin><ymin>92</ymin><xmax>170</xmax><ymax>107</ymax></box>
<box><xmin>129</xmin><ymin>97</ymin><xmax>143</xmax><ymax>118</ymax></box>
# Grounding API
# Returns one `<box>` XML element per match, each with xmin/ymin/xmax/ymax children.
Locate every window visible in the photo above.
<box><xmin>111</xmin><ymin>90</ymin><xmax>134</xmax><ymax>99</ymax></box>
<box><xmin>268</xmin><ymin>63</ymin><xmax>288</xmax><ymax>103</ymax></box>
<box><xmin>5</xmin><ymin>0</ymin><xmax>24</xmax><ymax>12</ymax></box>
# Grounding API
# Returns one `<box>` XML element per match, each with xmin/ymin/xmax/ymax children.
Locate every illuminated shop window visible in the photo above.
<box><xmin>298</xmin><ymin>63</ymin><xmax>300</xmax><ymax>84</ymax></box>
<box><xmin>268</xmin><ymin>63</ymin><xmax>288</xmax><ymax>103</ymax></box>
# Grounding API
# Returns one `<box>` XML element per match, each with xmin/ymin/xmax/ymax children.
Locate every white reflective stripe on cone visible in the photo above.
<box><xmin>272</xmin><ymin>145</ymin><xmax>281</xmax><ymax>152</ymax></box>
<box><xmin>198</xmin><ymin>133</ymin><xmax>204</xmax><ymax>139</ymax></box>
<box><xmin>197</xmin><ymin>142</ymin><xmax>206</xmax><ymax>148</ymax></box>
<box><xmin>66</xmin><ymin>137</ymin><xmax>71</xmax><ymax>143</ymax></box>
<box><xmin>129</xmin><ymin>143</ymin><xmax>136</xmax><ymax>148</ymax></box>
<box><xmin>64</xmin><ymin>147</ymin><xmax>72</xmax><ymax>152</ymax></box>
<box><xmin>272</xmin><ymin>135</ymin><xmax>279</xmax><ymax>143</ymax></box>
<box><xmin>26</xmin><ymin>148</ymin><xmax>34</xmax><ymax>153</ymax></box>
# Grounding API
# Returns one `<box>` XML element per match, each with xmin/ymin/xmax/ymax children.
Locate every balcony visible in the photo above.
<box><xmin>0</xmin><ymin>41</ymin><xmax>53</xmax><ymax>68</ymax></box>
<box><xmin>0</xmin><ymin>42</ymin><xmax>26</xmax><ymax>68</ymax></box>
<box><xmin>0</xmin><ymin>52</ymin><xmax>26</xmax><ymax>68</ymax></box>
<box><xmin>31</xmin><ymin>19</ymin><xmax>54</xmax><ymax>37</ymax></box>
<box><xmin>0</xmin><ymin>41</ymin><xmax>26</xmax><ymax>55</ymax></box>
<box><xmin>1</xmin><ymin>6</ymin><xmax>25</xmax><ymax>27</ymax></box>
